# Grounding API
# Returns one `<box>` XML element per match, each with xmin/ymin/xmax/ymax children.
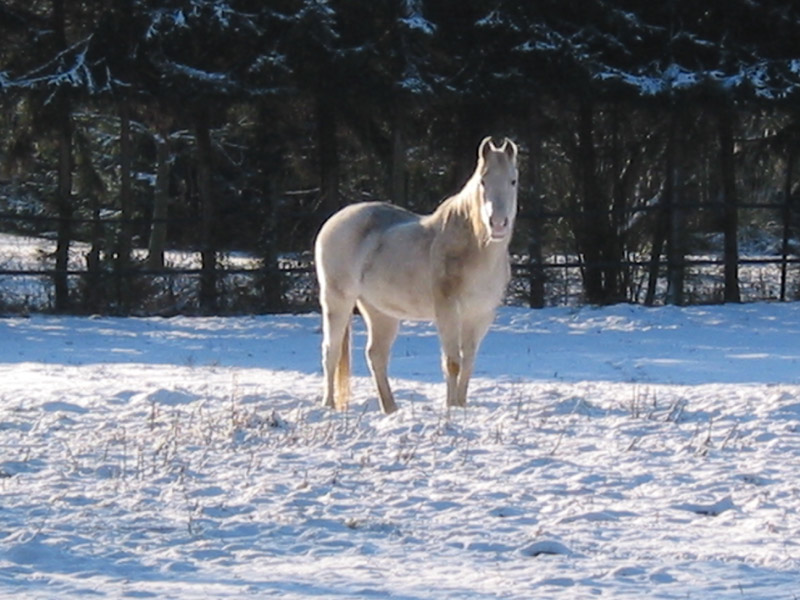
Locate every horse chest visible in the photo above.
<box><xmin>436</xmin><ymin>248</ymin><xmax>509</xmax><ymax>311</ymax></box>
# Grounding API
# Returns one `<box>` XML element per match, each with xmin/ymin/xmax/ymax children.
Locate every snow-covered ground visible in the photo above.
<box><xmin>2</xmin><ymin>302</ymin><xmax>800</xmax><ymax>598</ymax></box>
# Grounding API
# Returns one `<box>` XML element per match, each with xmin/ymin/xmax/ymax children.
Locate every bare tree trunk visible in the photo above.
<box><xmin>527</xmin><ymin>104</ymin><xmax>545</xmax><ymax>308</ymax></box>
<box><xmin>780</xmin><ymin>146</ymin><xmax>795</xmax><ymax>301</ymax></box>
<box><xmin>54</xmin><ymin>100</ymin><xmax>73</xmax><ymax>312</ymax></box>
<box><xmin>195</xmin><ymin>111</ymin><xmax>217</xmax><ymax>314</ymax></box>
<box><xmin>317</xmin><ymin>93</ymin><xmax>339</xmax><ymax>216</ymax></box>
<box><xmin>450</xmin><ymin>106</ymin><xmax>485</xmax><ymax>192</ymax></box>
<box><xmin>147</xmin><ymin>127</ymin><xmax>170</xmax><ymax>270</ymax></box>
<box><xmin>261</xmin><ymin>174</ymin><xmax>284</xmax><ymax>311</ymax></box>
<box><xmin>718</xmin><ymin>107</ymin><xmax>741</xmax><ymax>303</ymax></box>
<box><xmin>52</xmin><ymin>0</ymin><xmax>72</xmax><ymax>311</ymax></box>
<box><xmin>645</xmin><ymin>201</ymin><xmax>667</xmax><ymax>306</ymax></box>
<box><xmin>665</xmin><ymin>111</ymin><xmax>685</xmax><ymax>306</ymax></box>
<box><xmin>607</xmin><ymin>105</ymin><xmax>627</xmax><ymax>302</ymax></box>
<box><xmin>85</xmin><ymin>188</ymin><xmax>103</xmax><ymax>312</ymax></box>
<box><xmin>576</xmin><ymin>100</ymin><xmax>607</xmax><ymax>304</ymax></box>
<box><xmin>116</xmin><ymin>97</ymin><xmax>133</xmax><ymax>313</ymax></box>
<box><xmin>389</xmin><ymin>105</ymin><xmax>407</xmax><ymax>206</ymax></box>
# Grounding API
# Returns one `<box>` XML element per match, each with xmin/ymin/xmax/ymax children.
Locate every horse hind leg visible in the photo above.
<box><xmin>320</xmin><ymin>298</ymin><xmax>354</xmax><ymax>410</ymax></box>
<box><xmin>358</xmin><ymin>300</ymin><xmax>399</xmax><ymax>414</ymax></box>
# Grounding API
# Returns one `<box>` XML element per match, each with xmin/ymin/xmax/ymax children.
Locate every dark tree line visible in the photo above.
<box><xmin>1</xmin><ymin>1</ymin><xmax>800</xmax><ymax>313</ymax></box>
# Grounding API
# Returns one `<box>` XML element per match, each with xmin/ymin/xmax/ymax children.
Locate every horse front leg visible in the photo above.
<box><xmin>435</xmin><ymin>302</ymin><xmax>463</xmax><ymax>408</ymax></box>
<box><xmin>454</xmin><ymin>311</ymin><xmax>495</xmax><ymax>407</ymax></box>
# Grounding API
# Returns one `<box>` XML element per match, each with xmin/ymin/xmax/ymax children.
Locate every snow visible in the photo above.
<box><xmin>7</xmin><ymin>36</ymin><xmax>112</xmax><ymax>98</ymax></box>
<box><xmin>2</xmin><ymin>301</ymin><xmax>800</xmax><ymax>598</ymax></box>
<box><xmin>401</xmin><ymin>13</ymin><xmax>435</xmax><ymax>36</ymax></box>
<box><xmin>596</xmin><ymin>57</ymin><xmax>800</xmax><ymax>101</ymax></box>
<box><xmin>597</xmin><ymin>63</ymin><xmax>704</xmax><ymax>97</ymax></box>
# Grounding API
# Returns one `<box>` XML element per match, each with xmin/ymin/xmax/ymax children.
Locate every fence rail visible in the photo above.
<box><xmin>0</xmin><ymin>194</ymin><xmax>799</xmax><ymax>313</ymax></box>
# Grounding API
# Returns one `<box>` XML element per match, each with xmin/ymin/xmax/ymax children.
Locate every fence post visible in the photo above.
<box><xmin>718</xmin><ymin>107</ymin><xmax>741</xmax><ymax>303</ymax></box>
<box><xmin>527</xmin><ymin>207</ymin><xmax>545</xmax><ymax>309</ymax></box>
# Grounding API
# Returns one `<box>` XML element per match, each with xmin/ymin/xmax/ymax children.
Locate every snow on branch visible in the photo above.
<box><xmin>152</xmin><ymin>55</ymin><xmax>239</xmax><ymax>95</ymax></box>
<box><xmin>596</xmin><ymin>57</ymin><xmax>800</xmax><ymax>100</ymax></box>
<box><xmin>146</xmin><ymin>9</ymin><xmax>189</xmax><ymax>40</ymax></box>
<box><xmin>596</xmin><ymin>63</ymin><xmax>699</xmax><ymax>96</ymax></box>
<box><xmin>401</xmin><ymin>0</ymin><xmax>435</xmax><ymax>35</ymax></box>
<box><xmin>145</xmin><ymin>1</ymin><xmax>262</xmax><ymax>41</ymax></box>
<box><xmin>7</xmin><ymin>35</ymin><xmax>116</xmax><ymax>100</ymax></box>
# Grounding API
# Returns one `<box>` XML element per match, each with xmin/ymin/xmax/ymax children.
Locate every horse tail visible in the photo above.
<box><xmin>334</xmin><ymin>318</ymin><xmax>351</xmax><ymax>410</ymax></box>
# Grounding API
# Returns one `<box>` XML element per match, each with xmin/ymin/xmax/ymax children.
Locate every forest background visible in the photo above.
<box><xmin>2</xmin><ymin>0</ymin><xmax>800</xmax><ymax>315</ymax></box>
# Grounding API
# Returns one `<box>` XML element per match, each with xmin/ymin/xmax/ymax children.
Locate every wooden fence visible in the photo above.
<box><xmin>0</xmin><ymin>195</ymin><xmax>798</xmax><ymax>314</ymax></box>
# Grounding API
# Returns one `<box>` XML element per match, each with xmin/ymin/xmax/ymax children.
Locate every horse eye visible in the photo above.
<box><xmin>511</xmin><ymin>179</ymin><xmax>517</xmax><ymax>186</ymax></box>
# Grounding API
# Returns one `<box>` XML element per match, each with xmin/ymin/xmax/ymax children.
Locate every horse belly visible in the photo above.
<box><xmin>361</xmin><ymin>284</ymin><xmax>435</xmax><ymax>321</ymax></box>
<box><xmin>359</xmin><ymin>230</ymin><xmax>436</xmax><ymax>321</ymax></box>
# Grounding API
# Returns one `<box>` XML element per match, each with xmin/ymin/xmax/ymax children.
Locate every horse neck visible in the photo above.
<box><xmin>439</xmin><ymin>174</ymin><xmax>493</xmax><ymax>248</ymax></box>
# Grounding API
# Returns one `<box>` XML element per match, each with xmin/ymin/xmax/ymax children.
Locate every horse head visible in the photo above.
<box><xmin>476</xmin><ymin>136</ymin><xmax>518</xmax><ymax>244</ymax></box>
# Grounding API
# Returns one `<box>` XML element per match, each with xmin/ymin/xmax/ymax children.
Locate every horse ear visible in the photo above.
<box><xmin>478</xmin><ymin>136</ymin><xmax>494</xmax><ymax>162</ymax></box>
<box><xmin>503</xmin><ymin>138</ymin><xmax>518</xmax><ymax>162</ymax></box>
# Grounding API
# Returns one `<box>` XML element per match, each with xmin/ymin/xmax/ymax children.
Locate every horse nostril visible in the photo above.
<box><xmin>490</xmin><ymin>216</ymin><xmax>508</xmax><ymax>229</ymax></box>
<box><xmin>488</xmin><ymin>216</ymin><xmax>509</xmax><ymax>241</ymax></box>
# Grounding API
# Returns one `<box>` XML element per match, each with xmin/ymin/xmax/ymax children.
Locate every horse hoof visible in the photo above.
<box><xmin>381</xmin><ymin>401</ymin><xmax>399</xmax><ymax>415</ymax></box>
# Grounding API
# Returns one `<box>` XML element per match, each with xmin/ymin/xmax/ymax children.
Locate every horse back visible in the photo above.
<box><xmin>316</xmin><ymin>202</ymin><xmax>421</xmax><ymax>260</ymax></box>
<box><xmin>315</xmin><ymin>202</ymin><xmax>436</xmax><ymax>319</ymax></box>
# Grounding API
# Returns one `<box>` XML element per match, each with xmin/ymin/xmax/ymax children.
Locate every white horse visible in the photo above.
<box><xmin>314</xmin><ymin>136</ymin><xmax>518</xmax><ymax>413</ymax></box>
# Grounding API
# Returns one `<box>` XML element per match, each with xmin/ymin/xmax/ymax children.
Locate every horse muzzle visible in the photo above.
<box><xmin>489</xmin><ymin>216</ymin><xmax>511</xmax><ymax>242</ymax></box>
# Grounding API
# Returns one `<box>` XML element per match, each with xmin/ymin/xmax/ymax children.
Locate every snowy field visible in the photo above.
<box><xmin>1</xmin><ymin>302</ymin><xmax>800</xmax><ymax>599</ymax></box>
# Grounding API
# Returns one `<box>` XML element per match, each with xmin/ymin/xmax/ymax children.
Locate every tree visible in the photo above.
<box><xmin>130</xmin><ymin>0</ymin><xmax>290</xmax><ymax>312</ymax></box>
<box><xmin>3</xmin><ymin>0</ymin><xmax>111</xmax><ymax>311</ymax></box>
<box><xmin>334</xmin><ymin>0</ymin><xmax>437</xmax><ymax>206</ymax></box>
<box><xmin>3</xmin><ymin>0</ymin><xmax>800</xmax><ymax>313</ymax></box>
<box><xmin>284</xmin><ymin>0</ymin><xmax>342</xmax><ymax>217</ymax></box>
